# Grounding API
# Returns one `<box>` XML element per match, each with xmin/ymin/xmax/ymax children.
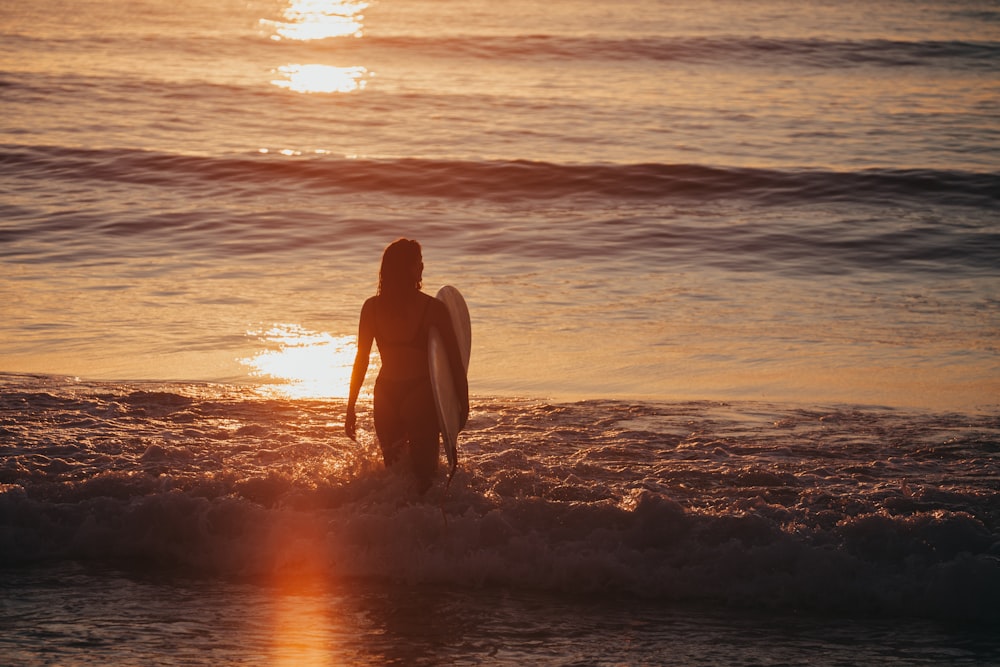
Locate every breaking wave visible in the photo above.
<box><xmin>2</xmin><ymin>376</ymin><xmax>998</xmax><ymax>622</ymax></box>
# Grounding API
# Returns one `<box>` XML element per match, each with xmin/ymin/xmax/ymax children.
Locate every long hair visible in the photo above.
<box><xmin>377</xmin><ymin>238</ymin><xmax>422</xmax><ymax>302</ymax></box>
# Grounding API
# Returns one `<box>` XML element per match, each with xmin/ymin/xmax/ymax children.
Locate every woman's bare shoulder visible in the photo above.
<box><xmin>360</xmin><ymin>295</ymin><xmax>379</xmax><ymax>320</ymax></box>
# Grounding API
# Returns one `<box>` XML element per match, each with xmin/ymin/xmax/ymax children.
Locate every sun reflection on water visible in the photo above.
<box><xmin>272</xmin><ymin>64</ymin><xmax>368</xmax><ymax>93</ymax></box>
<box><xmin>264</xmin><ymin>0</ymin><xmax>368</xmax><ymax>41</ymax></box>
<box><xmin>241</xmin><ymin>324</ymin><xmax>369</xmax><ymax>400</ymax></box>
<box><xmin>264</xmin><ymin>1</ymin><xmax>370</xmax><ymax>94</ymax></box>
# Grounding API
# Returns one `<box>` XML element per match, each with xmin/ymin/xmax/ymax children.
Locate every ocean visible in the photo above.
<box><xmin>2</xmin><ymin>0</ymin><xmax>999</xmax><ymax>664</ymax></box>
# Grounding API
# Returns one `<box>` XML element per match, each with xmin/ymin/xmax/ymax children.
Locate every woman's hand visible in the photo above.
<box><xmin>345</xmin><ymin>406</ymin><xmax>357</xmax><ymax>440</ymax></box>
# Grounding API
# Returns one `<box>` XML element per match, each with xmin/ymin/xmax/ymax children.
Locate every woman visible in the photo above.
<box><xmin>345</xmin><ymin>239</ymin><xmax>469</xmax><ymax>493</ymax></box>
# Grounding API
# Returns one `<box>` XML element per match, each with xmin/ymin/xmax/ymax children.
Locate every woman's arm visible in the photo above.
<box><xmin>345</xmin><ymin>297</ymin><xmax>376</xmax><ymax>440</ymax></box>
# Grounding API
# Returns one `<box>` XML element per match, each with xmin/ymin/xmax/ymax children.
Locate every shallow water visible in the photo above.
<box><xmin>3</xmin><ymin>565</ymin><xmax>999</xmax><ymax>666</ymax></box>
<box><xmin>2</xmin><ymin>374</ymin><xmax>999</xmax><ymax>664</ymax></box>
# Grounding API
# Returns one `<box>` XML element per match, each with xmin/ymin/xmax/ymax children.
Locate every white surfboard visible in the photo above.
<box><xmin>428</xmin><ymin>285</ymin><xmax>471</xmax><ymax>480</ymax></box>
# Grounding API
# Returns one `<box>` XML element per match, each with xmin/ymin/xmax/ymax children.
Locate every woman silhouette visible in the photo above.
<box><xmin>346</xmin><ymin>239</ymin><xmax>468</xmax><ymax>492</ymax></box>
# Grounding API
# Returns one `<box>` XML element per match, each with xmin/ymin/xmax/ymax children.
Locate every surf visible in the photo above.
<box><xmin>2</xmin><ymin>374</ymin><xmax>998</xmax><ymax>622</ymax></box>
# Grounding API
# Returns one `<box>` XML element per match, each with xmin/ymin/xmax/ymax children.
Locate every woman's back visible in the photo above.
<box><xmin>373</xmin><ymin>291</ymin><xmax>434</xmax><ymax>382</ymax></box>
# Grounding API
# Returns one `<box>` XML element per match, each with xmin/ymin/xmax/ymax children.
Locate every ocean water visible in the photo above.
<box><xmin>2</xmin><ymin>0</ymin><xmax>1000</xmax><ymax>663</ymax></box>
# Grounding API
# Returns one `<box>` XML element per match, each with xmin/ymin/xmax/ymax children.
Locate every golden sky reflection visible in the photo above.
<box><xmin>241</xmin><ymin>324</ymin><xmax>369</xmax><ymax>399</ymax></box>
<box><xmin>269</xmin><ymin>592</ymin><xmax>336</xmax><ymax>667</ymax></box>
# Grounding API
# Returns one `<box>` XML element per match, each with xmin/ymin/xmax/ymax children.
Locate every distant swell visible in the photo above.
<box><xmin>3</xmin><ymin>144</ymin><xmax>999</xmax><ymax>207</ymax></box>
<box><xmin>3</xmin><ymin>29</ymin><xmax>998</xmax><ymax>69</ymax></box>
<box><xmin>352</xmin><ymin>35</ymin><xmax>1000</xmax><ymax>69</ymax></box>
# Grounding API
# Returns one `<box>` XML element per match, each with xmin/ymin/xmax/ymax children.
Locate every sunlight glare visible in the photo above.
<box><xmin>272</xmin><ymin>64</ymin><xmax>367</xmax><ymax>93</ymax></box>
<box><xmin>241</xmin><ymin>324</ymin><xmax>364</xmax><ymax>399</ymax></box>
<box><xmin>264</xmin><ymin>0</ymin><xmax>368</xmax><ymax>41</ymax></box>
